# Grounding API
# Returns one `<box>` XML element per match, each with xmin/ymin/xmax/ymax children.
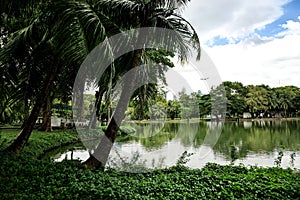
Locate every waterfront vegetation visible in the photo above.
<box><xmin>1</xmin><ymin>129</ymin><xmax>300</xmax><ymax>199</ymax></box>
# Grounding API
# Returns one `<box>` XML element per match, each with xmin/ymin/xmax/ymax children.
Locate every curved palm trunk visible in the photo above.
<box><xmin>5</xmin><ymin>65</ymin><xmax>58</xmax><ymax>154</ymax></box>
<box><xmin>84</xmin><ymin>49</ymin><xmax>142</xmax><ymax>170</ymax></box>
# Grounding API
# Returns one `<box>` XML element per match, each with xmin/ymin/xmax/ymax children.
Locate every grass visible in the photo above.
<box><xmin>0</xmin><ymin>129</ymin><xmax>79</xmax><ymax>157</ymax></box>
<box><xmin>0</xmin><ymin>129</ymin><xmax>299</xmax><ymax>199</ymax></box>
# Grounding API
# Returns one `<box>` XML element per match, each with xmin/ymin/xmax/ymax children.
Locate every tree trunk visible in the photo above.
<box><xmin>83</xmin><ymin>49</ymin><xmax>142</xmax><ymax>170</ymax></box>
<box><xmin>88</xmin><ymin>89</ymin><xmax>104</xmax><ymax>129</ymax></box>
<box><xmin>5</xmin><ymin>65</ymin><xmax>58</xmax><ymax>154</ymax></box>
<box><xmin>22</xmin><ymin>77</ymin><xmax>30</xmax><ymax>129</ymax></box>
<box><xmin>40</xmin><ymin>93</ymin><xmax>53</xmax><ymax>132</ymax></box>
<box><xmin>23</xmin><ymin>96</ymin><xmax>29</xmax><ymax>128</ymax></box>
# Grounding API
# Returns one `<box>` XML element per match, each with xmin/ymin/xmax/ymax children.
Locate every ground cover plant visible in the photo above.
<box><xmin>0</xmin><ymin>129</ymin><xmax>299</xmax><ymax>199</ymax></box>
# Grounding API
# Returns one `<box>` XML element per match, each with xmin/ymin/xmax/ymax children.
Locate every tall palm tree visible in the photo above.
<box><xmin>82</xmin><ymin>0</ymin><xmax>201</xmax><ymax>169</ymax></box>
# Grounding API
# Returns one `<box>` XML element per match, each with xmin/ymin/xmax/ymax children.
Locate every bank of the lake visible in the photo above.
<box><xmin>124</xmin><ymin>117</ymin><xmax>300</xmax><ymax>123</ymax></box>
<box><xmin>0</xmin><ymin>129</ymin><xmax>299</xmax><ymax>199</ymax></box>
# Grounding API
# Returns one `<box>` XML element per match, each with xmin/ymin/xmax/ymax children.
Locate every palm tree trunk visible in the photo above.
<box><xmin>83</xmin><ymin>49</ymin><xmax>142</xmax><ymax>170</ymax></box>
<box><xmin>5</xmin><ymin>65</ymin><xmax>58</xmax><ymax>154</ymax></box>
<box><xmin>40</xmin><ymin>91</ymin><xmax>54</xmax><ymax>132</ymax></box>
<box><xmin>88</xmin><ymin>89</ymin><xmax>104</xmax><ymax>129</ymax></box>
<box><xmin>23</xmin><ymin>96</ymin><xmax>29</xmax><ymax>127</ymax></box>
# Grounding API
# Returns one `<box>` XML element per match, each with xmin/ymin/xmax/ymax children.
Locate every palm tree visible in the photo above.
<box><xmin>82</xmin><ymin>0</ymin><xmax>201</xmax><ymax>169</ymax></box>
<box><xmin>2</xmin><ymin>0</ymin><xmax>121</xmax><ymax>153</ymax></box>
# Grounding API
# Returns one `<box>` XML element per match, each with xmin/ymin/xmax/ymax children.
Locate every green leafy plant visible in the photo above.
<box><xmin>176</xmin><ymin>151</ymin><xmax>194</xmax><ymax>167</ymax></box>
<box><xmin>274</xmin><ymin>149</ymin><xmax>284</xmax><ymax>167</ymax></box>
<box><xmin>290</xmin><ymin>152</ymin><xmax>296</xmax><ymax>168</ymax></box>
<box><xmin>230</xmin><ymin>145</ymin><xmax>238</xmax><ymax>165</ymax></box>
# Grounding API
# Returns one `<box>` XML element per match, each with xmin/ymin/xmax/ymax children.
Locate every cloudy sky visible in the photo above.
<box><xmin>170</xmin><ymin>0</ymin><xmax>300</xmax><ymax>92</ymax></box>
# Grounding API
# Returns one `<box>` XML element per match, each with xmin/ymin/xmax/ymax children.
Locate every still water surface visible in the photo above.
<box><xmin>52</xmin><ymin>120</ymin><xmax>300</xmax><ymax>171</ymax></box>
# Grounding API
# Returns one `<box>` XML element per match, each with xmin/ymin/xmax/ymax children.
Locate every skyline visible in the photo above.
<box><xmin>170</xmin><ymin>0</ymin><xmax>300</xmax><ymax>92</ymax></box>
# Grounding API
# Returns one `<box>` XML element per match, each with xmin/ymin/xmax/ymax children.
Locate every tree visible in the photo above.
<box><xmin>178</xmin><ymin>92</ymin><xmax>196</xmax><ymax>119</ymax></box>
<box><xmin>2</xmin><ymin>0</ymin><xmax>120</xmax><ymax>153</ymax></box>
<box><xmin>1</xmin><ymin>0</ymin><xmax>200</xmax><ymax>169</ymax></box>
<box><xmin>167</xmin><ymin>100</ymin><xmax>181</xmax><ymax>119</ymax></box>
<box><xmin>245</xmin><ymin>85</ymin><xmax>269</xmax><ymax>118</ymax></box>
<box><xmin>198</xmin><ymin>94</ymin><xmax>211</xmax><ymax>118</ymax></box>
<box><xmin>0</xmin><ymin>1</ymin><xmax>46</xmax><ymax>125</ymax></box>
<box><xmin>274</xmin><ymin>86</ymin><xmax>298</xmax><ymax>118</ymax></box>
<box><xmin>209</xmin><ymin>85</ymin><xmax>227</xmax><ymax>121</ymax></box>
<box><xmin>83</xmin><ymin>0</ymin><xmax>200</xmax><ymax>169</ymax></box>
<box><xmin>223</xmin><ymin>81</ymin><xmax>247</xmax><ymax>118</ymax></box>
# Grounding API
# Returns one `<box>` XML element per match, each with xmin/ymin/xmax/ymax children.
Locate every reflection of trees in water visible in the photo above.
<box><xmin>118</xmin><ymin>121</ymin><xmax>300</xmax><ymax>164</ymax></box>
<box><xmin>212</xmin><ymin>121</ymin><xmax>300</xmax><ymax>161</ymax></box>
<box><xmin>128</xmin><ymin>123</ymin><xmax>178</xmax><ymax>149</ymax></box>
<box><xmin>128</xmin><ymin>122</ymin><xmax>209</xmax><ymax>149</ymax></box>
<box><xmin>130</xmin><ymin>122</ymin><xmax>165</xmax><ymax>138</ymax></box>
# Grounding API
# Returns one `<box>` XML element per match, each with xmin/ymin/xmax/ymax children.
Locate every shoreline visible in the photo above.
<box><xmin>124</xmin><ymin>117</ymin><xmax>300</xmax><ymax>124</ymax></box>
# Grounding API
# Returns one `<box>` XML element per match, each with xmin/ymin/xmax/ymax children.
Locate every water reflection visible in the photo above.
<box><xmin>52</xmin><ymin>120</ymin><xmax>300</xmax><ymax>171</ymax></box>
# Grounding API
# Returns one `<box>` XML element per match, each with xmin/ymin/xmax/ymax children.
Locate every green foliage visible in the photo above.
<box><xmin>167</xmin><ymin>99</ymin><xmax>181</xmax><ymax>119</ymax></box>
<box><xmin>0</xmin><ymin>155</ymin><xmax>299</xmax><ymax>199</ymax></box>
<box><xmin>274</xmin><ymin>149</ymin><xmax>284</xmax><ymax>168</ymax></box>
<box><xmin>290</xmin><ymin>152</ymin><xmax>296</xmax><ymax>168</ymax></box>
<box><xmin>230</xmin><ymin>145</ymin><xmax>238</xmax><ymax>164</ymax></box>
<box><xmin>176</xmin><ymin>150</ymin><xmax>194</xmax><ymax>167</ymax></box>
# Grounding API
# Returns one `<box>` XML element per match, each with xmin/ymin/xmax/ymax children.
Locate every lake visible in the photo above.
<box><xmin>51</xmin><ymin>119</ymin><xmax>300</xmax><ymax>172</ymax></box>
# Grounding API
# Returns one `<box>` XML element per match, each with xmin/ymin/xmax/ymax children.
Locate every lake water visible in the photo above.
<box><xmin>51</xmin><ymin>120</ymin><xmax>300</xmax><ymax>171</ymax></box>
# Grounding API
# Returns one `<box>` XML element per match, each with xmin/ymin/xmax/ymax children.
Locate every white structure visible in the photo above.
<box><xmin>51</xmin><ymin>118</ymin><xmax>62</xmax><ymax>127</ymax></box>
<box><xmin>243</xmin><ymin>112</ymin><xmax>252</xmax><ymax>119</ymax></box>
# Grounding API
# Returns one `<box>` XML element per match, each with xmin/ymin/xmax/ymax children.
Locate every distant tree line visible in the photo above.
<box><xmin>125</xmin><ymin>81</ymin><xmax>300</xmax><ymax>120</ymax></box>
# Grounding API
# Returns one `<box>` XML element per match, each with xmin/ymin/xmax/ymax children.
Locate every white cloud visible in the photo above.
<box><xmin>277</xmin><ymin>16</ymin><xmax>300</xmax><ymax>36</ymax></box>
<box><xmin>183</xmin><ymin>0</ymin><xmax>290</xmax><ymax>42</ymax></box>
<box><xmin>176</xmin><ymin>1</ymin><xmax>300</xmax><ymax>89</ymax></box>
<box><xmin>205</xmin><ymin>33</ymin><xmax>300</xmax><ymax>87</ymax></box>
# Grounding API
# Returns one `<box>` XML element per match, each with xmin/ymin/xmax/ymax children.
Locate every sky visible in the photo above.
<box><xmin>169</xmin><ymin>0</ymin><xmax>300</xmax><ymax>93</ymax></box>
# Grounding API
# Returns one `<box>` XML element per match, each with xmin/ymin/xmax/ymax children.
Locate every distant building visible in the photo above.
<box><xmin>243</xmin><ymin>112</ymin><xmax>252</xmax><ymax>119</ymax></box>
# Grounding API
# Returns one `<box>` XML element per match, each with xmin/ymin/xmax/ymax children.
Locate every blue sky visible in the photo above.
<box><xmin>171</xmin><ymin>0</ymin><xmax>300</xmax><ymax>91</ymax></box>
<box><xmin>200</xmin><ymin>0</ymin><xmax>300</xmax><ymax>45</ymax></box>
<box><xmin>252</xmin><ymin>0</ymin><xmax>300</xmax><ymax>37</ymax></box>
